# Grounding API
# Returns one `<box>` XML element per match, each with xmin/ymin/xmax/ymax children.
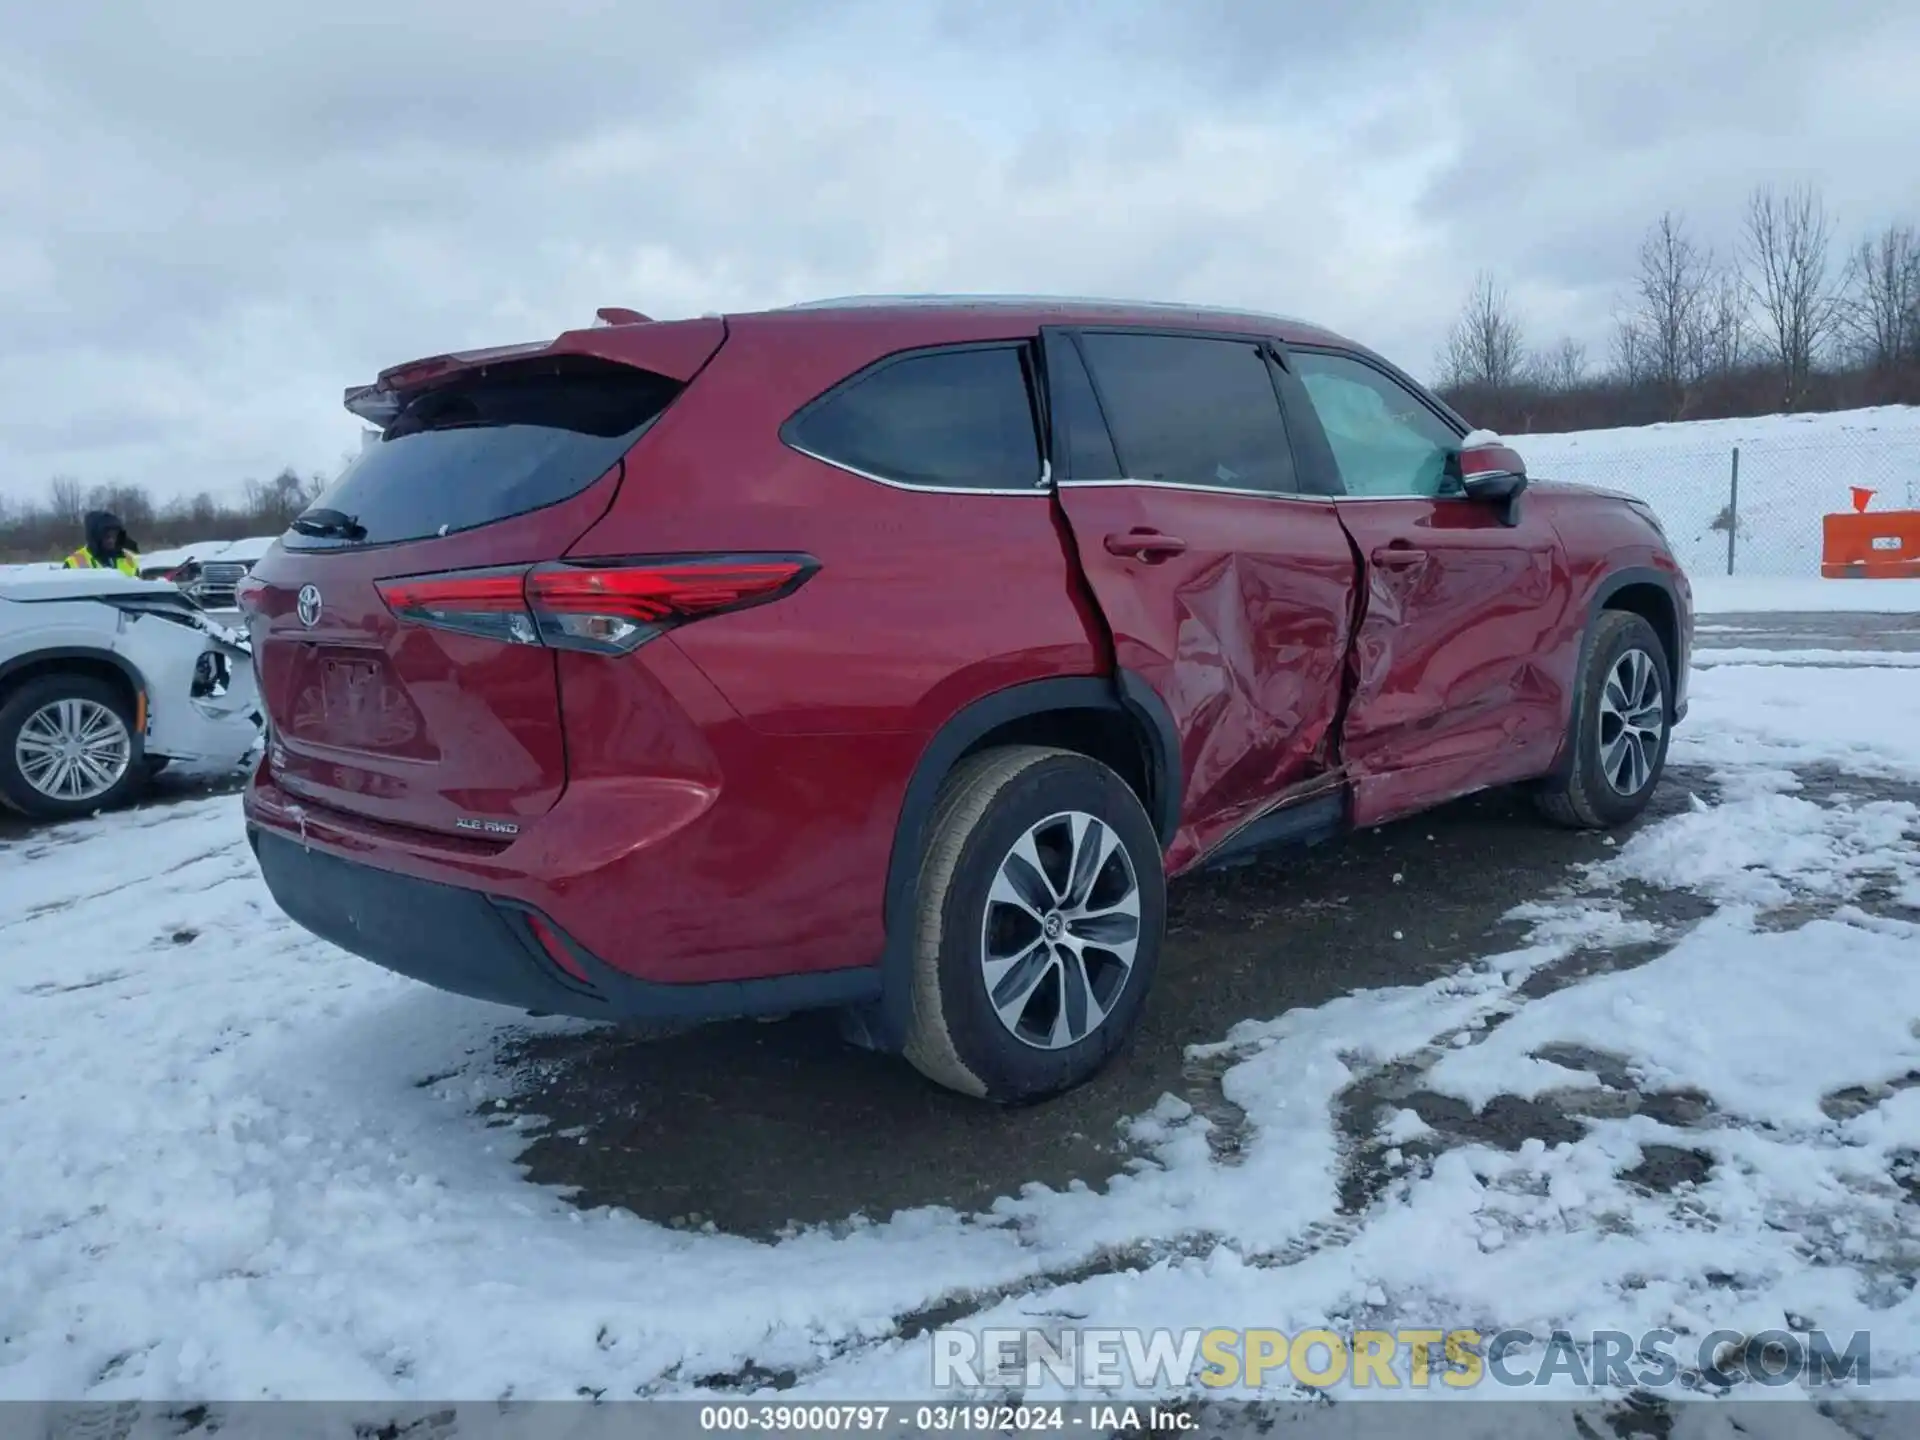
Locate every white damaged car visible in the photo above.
<box><xmin>0</xmin><ymin>568</ymin><xmax>261</xmax><ymax>819</ymax></box>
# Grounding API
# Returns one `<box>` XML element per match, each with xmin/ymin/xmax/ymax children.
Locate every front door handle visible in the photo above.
<box><xmin>1105</xmin><ymin>530</ymin><xmax>1189</xmax><ymax>561</ymax></box>
<box><xmin>1371</xmin><ymin>545</ymin><xmax>1429</xmax><ymax>568</ymax></box>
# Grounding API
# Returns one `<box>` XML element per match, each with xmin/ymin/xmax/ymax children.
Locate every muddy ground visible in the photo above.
<box><xmin>472</xmin><ymin>610</ymin><xmax>1920</xmax><ymax>1238</ymax></box>
<box><xmin>494</xmin><ymin>764</ymin><xmax>1747</xmax><ymax>1238</ymax></box>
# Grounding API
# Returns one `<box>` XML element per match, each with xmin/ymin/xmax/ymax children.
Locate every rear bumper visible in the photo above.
<box><xmin>249</xmin><ymin>825</ymin><xmax>880</xmax><ymax>1023</ymax></box>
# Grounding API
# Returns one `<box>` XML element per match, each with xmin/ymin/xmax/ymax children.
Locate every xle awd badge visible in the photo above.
<box><xmin>455</xmin><ymin>817</ymin><xmax>521</xmax><ymax>836</ymax></box>
<box><xmin>296</xmin><ymin>584</ymin><xmax>323</xmax><ymax>628</ymax></box>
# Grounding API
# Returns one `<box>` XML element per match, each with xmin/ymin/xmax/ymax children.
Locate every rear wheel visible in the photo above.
<box><xmin>0</xmin><ymin>674</ymin><xmax>147</xmax><ymax>820</ymax></box>
<box><xmin>1535</xmin><ymin>611</ymin><xmax>1672</xmax><ymax>829</ymax></box>
<box><xmin>903</xmin><ymin>745</ymin><xmax>1165</xmax><ymax>1103</ymax></box>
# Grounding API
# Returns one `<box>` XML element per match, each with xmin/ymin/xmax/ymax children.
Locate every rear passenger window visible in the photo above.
<box><xmin>1047</xmin><ymin>337</ymin><xmax>1122</xmax><ymax>480</ymax></box>
<box><xmin>785</xmin><ymin>345</ymin><xmax>1041</xmax><ymax>490</ymax></box>
<box><xmin>1076</xmin><ymin>333</ymin><xmax>1296</xmax><ymax>494</ymax></box>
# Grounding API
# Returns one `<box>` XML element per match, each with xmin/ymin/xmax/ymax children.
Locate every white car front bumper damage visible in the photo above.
<box><xmin>117</xmin><ymin>604</ymin><xmax>262</xmax><ymax>773</ymax></box>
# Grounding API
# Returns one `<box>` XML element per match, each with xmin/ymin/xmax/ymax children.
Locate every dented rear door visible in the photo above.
<box><xmin>1042</xmin><ymin>327</ymin><xmax>1358</xmax><ymax>873</ymax></box>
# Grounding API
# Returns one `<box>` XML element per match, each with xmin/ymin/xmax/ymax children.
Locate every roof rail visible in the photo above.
<box><xmin>594</xmin><ymin>307</ymin><xmax>653</xmax><ymax>327</ymax></box>
<box><xmin>782</xmin><ymin>293</ymin><xmax>1314</xmax><ymax>326</ymax></box>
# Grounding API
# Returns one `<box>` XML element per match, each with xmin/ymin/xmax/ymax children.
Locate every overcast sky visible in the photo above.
<box><xmin>2</xmin><ymin>0</ymin><xmax>1915</xmax><ymax>508</ymax></box>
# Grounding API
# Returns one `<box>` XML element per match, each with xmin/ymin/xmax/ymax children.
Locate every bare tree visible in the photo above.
<box><xmin>84</xmin><ymin>482</ymin><xmax>156</xmax><ymax>536</ymax></box>
<box><xmin>1610</xmin><ymin>311</ymin><xmax>1649</xmax><ymax>386</ymax></box>
<box><xmin>1841</xmin><ymin>222</ymin><xmax>1920</xmax><ymax>369</ymax></box>
<box><xmin>1437</xmin><ymin>271</ymin><xmax>1527</xmax><ymax>391</ymax></box>
<box><xmin>47</xmin><ymin>476</ymin><xmax>85</xmax><ymax>527</ymax></box>
<box><xmin>1531</xmin><ymin>337</ymin><xmax>1589</xmax><ymax>392</ymax></box>
<box><xmin>1742</xmin><ymin>183</ymin><xmax>1843</xmax><ymax>407</ymax></box>
<box><xmin>1631</xmin><ymin>212</ymin><xmax>1716</xmax><ymax>400</ymax></box>
<box><xmin>1691</xmin><ymin>269</ymin><xmax>1751</xmax><ymax>379</ymax></box>
<box><xmin>241</xmin><ymin>467</ymin><xmax>325</xmax><ymax>530</ymax></box>
<box><xmin>1</xmin><ymin>463</ymin><xmax>364</xmax><ymax>562</ymax></box>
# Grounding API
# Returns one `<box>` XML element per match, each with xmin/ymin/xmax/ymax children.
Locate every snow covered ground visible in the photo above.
<box><xmin>1519</xmin><ymin>403</ymin><xmax>1920</xmax><ymax>580</ymax></box>
<box><xmin>1692</xmin><ymin>575</ymin><xmax>1920</xmax><ymax>614</ymax></box>
<box><xmin>3</xmin><ymin>648</ymin><xmax>1920</xmax><ymax>1428</ymax></box>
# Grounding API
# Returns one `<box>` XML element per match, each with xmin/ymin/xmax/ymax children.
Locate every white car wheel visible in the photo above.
<box><xmin>0</xmin><ymin>674</ymin><xmax>148</xmax><ymax>820</ymax></box>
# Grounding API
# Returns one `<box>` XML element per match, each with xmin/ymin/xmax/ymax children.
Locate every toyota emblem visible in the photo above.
<box><xmin>296</xmin><ymin>584</ymin><xmax>323</xmax><ymax>628</ymax></box>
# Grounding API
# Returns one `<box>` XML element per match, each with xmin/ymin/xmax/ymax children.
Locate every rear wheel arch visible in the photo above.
<box><xmin>867</xmin><ymin>674</ymin><xmax>1180</xmax><ymax>1052</ymax></box>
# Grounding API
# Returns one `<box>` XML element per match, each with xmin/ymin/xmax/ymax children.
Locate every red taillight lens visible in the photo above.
<box><xmin>234</xmin><ymin>575</ymin><xmax>270</xmax><ymax>616</ymax></box>
<box><xmin>374</xmin><ymin>555</ymin><xmax>817</xmax><ymax>654</ymax></box>
<box><xmin>378</xmin><ymin>568</ymin><xmax>540</xmax><ymax>646</ymax></box>
<box><xmin>528</xmin><ymin>557</ymin><xmax>815</xmax><ymax>654</ymax></box>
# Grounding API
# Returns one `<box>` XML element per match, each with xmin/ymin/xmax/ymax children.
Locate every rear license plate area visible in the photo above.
<box><xmin>321</xmin><ymin>658</ymin><xmax>381</xmax><ymax>719</ymax></box>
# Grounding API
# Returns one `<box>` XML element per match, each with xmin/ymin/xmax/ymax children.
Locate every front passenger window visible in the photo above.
<box><xmin>1292</xmin><ymin>353</ymin><xmax>1460</xmax><ymax>499</ymax></box>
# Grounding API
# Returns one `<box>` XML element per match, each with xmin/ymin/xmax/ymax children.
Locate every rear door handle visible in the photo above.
<box><xmin>1371</xmin><ymin>545</ymin><xmax>1428</xmax><ymax>568</ymax></box>
<box><xmin>1105</xmin><ymin>531</ymin><xmax>1189</xmax><ymax>560</ymax></box>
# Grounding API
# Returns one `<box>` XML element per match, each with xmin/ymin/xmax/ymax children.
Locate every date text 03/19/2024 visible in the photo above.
<box><xmin>698</xmin><ymin>1402</ymin><xmax>1197</xmax><ymax>1433</ymax></box>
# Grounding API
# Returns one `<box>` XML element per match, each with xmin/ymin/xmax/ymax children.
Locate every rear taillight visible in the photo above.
<box><xmin>234</xmin><ymin>575</ymin><xmax>269</xmax><ymax>616</ymax></box>
<box><xmin>527</xmin><ymin>558</ymin><xmax>815</xmax><ymax>654</ymax></box>
<box><xmin>374</xmin><ymin>555</ymin><xmax>818</xmax><ymax>655</ymax></box>
<box><xmin>379</xmin><ymin>568</ymin><xmax>539</xmax><ymax>646</ymax></box>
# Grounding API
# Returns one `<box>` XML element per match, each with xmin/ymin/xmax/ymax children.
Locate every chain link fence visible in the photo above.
<box><xmin>1518</xmin><ymin>434</ymin><xmax>1920</xmax><ymax>577</ymax></box>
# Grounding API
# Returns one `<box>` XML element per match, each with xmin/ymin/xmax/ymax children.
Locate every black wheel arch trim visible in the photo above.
<box><xmin>866</xmin><ymin>671</ymin><xmax>1183</xmax><ymax>1051</ymax></box>
<box><xmin>1114</xmin><ymin>670</ymin><xmax>1182</xmax><ymax>844</ymax></box>
<box><xmin>1549</xmin><ymin>566</ymin><xmax>1687</xmax><ymax>780</ymax></box>
<box><xmin>1588</xmin><ymin>566</ymin><xmax>1687</xmax><ymax>687</ymax></box>
<box><xmin>0</xmin><ymin>646</ymin><xmax>144</xmax><ymax>703</ymax></box>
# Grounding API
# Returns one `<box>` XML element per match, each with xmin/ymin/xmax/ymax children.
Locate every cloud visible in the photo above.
<box><xmin>0</xmin><ymin>0</ymin><xmax>1912</xmax><ymax>506</ymax></box>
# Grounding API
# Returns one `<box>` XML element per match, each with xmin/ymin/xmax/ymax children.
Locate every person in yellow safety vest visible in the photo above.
<box><xmin>62</xmin><ymin>510</ymin><xmax>141</xmax><ymax>577</ymax></box>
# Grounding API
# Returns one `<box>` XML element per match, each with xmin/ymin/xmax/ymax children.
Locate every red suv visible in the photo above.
<box><xmin>241</xmin><ymin>296</ymin><xmax>1690</xmax><ymax>1102</ymax></box>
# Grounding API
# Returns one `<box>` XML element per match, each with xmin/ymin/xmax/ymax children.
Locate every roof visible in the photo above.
<box><xmin>783</xmin><ymin>292</ymin><xmax>1312</xmax><ymax>323</ymax></box>
<box><xmin>351</xmin><ymin>295</ymin><xmax>1362</xmax><ymax>421</ymax></box>
<box><xmin>760</xmin><ymin>293</ymin><xmax>1349</xmax><ymax>346</ymax></box>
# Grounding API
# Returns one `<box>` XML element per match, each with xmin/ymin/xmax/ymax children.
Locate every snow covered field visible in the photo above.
<box><xmin>3</xmin><ymin>645</ymin><xmax>1920</xmax><ymax>1429</ymax></box>
<box><xmin>1691</xmin><ymin>575</ymin><xmax>1920</xmax><ymax>613</ymax></box>
<box><xmin>1520</xmin><ymin>403</ymin><xmax>1920</xmax><ymax>580</ymax></box>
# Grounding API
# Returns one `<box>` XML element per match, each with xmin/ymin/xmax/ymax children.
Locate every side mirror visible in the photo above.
<box><xmin>1457</xmin><ymin>440</ymin><xmax>1528</xmax><ymax>527</ymax></box>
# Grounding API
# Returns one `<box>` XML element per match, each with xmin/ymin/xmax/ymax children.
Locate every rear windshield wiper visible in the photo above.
<box><xmin>291</xmin><ymin>508</ymin><xmax>368</xmax><ymax>541</ymax></box>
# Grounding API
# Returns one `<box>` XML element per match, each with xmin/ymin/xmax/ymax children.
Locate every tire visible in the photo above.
<box><xmin>902</xmin><ymin>745</ymin><xmax>1166</xmax><ymax>1103</ymax></box>
<box><xmin>1535</xmin><ymin>610</ymin><xmax>1673</xmax><ymax>829</ymax></box>
<box><xmin>0</xmin><ymin>674</ymin><xmax>148</xmax><ymax>820</ymax></box>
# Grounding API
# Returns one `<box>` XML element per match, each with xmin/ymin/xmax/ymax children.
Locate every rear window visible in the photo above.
<box><xmin>286</xmin><ymin>359</ymin><xmax>682</xmax><ymax>549</ymax></box>
<box><xmin>1076</xmin><ymin>332</ymin><xmax>1297</xmax><ymax>495</ymax></box>
<box><xmin>783</xmin><ymin>344</ymin><xmax>1042</xmax><ymax>491</ymax></box>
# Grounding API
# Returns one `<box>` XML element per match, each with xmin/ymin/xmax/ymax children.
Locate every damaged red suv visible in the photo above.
<box><xmin>241</xmin><ymin>296</ymin><xmax>1691</xmax><ymax>1102</ymax></box>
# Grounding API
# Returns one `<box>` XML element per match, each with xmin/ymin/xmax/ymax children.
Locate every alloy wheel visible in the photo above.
<box><xmin>15</xmin><ymin>698</ymin><xmax>132</xmax><ymax>804</ymax></box>
<box><xmin>1597</xmin><ymin>647</ymin><xmax>1664</xmax><ymax>796</ymax></box>
<box><xmin>980</xmin><ymin>810</ymin><xmax>1142</xmax><ymax>1050</ymax></box>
